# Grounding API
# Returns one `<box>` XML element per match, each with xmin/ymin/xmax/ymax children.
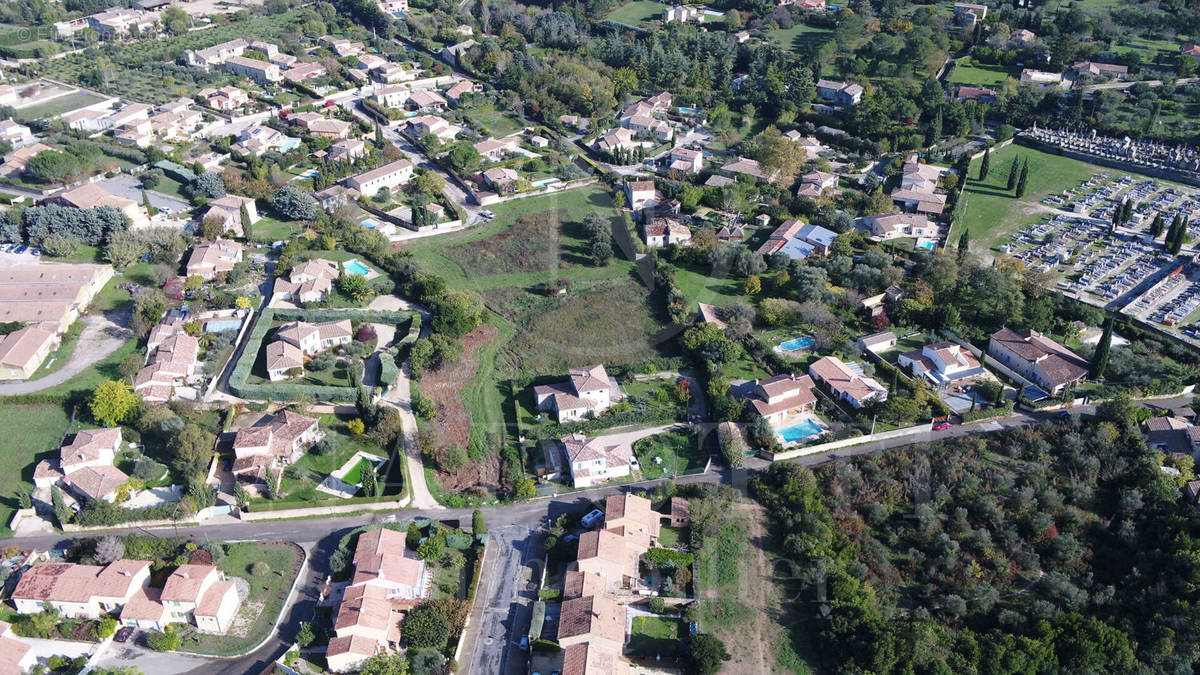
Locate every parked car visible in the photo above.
<box><xmin>518</xmin><ymin>635</ymin><xmax>529</xmax><ymax>651</ymax></box>
<box><xmin>114</xmin><ymin>627</ymin><xmax>134</xmax><ymax>643</ymax></box>
<box><xmin>932</xmin><ymin>421</ymin><xmax>952</xmax><ymax>431</ymax></box>
<box><xmin>580</xmin><ymin>509</ymin><xmax>605</xmax><ymax>529</ymax></box>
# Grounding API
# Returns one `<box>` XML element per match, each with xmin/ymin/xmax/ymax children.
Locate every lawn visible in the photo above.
<box><xmin>273</xmin><ymin>414</ymin><xmax>383</xmax><ymax>503</ymax></box>
<box><xmin>767</xmin><ymin>23</ymin><xmax>835</xmax><ymax>57</ymax></box>
<box><xmin>960</xmin><ymin>143</ymin><xmax>1112</xmax><ymax>250</ymax></box>
<box><xmin>0</xmin><ymin>402</ymin><xmax>73</xmax><ymax>535</ymax></box>
<box><xmin>629</xmin><ymin>616</ymin><xmax>683</xmax><ymax>657</ymax></box>
<box><xmin>28</xmin><ymin>322</ymin><xmax>83</xmax><ymax>380</ymax></box>
<box><xmin>151</xmin><ymin>176</ymin><xmax>190</xmax><ymax>202</ymax></box>
<box><xmin>251</xmin><ymin>216</ymin><xmax>303</xmax><ymax>243</ymax></box>
<box><xmin>633</xmin><ymin>431</ymin><xmax>707</xmax><ymax>479</ymax></box>
<box><xmin>27</xmin><ymin>338</ymin><xmax>141</xmax><ymax>399</ymax></box>
<box><xmin>658</xmin><ymin>525</ymin><xmax>685</xmax><ymax>548</ymax></box>
<box><xmin>672</xmin><ymin>264</ymin><xmax>744</xmax><ymax>307</ymax></box>
<box><xmin>462</xmin><ymin>104</ymin><xmax>524</xmax><ymax>137</ymax></box>
<box><xmin>341</xmin><ymin>457</ymin><xmax>374</xmax><ymax>486</ymax></box>
<box><xmin>947</xmin><ymin>61</ymin><xmax>1019</xmax><ymax>87</ymax></box>
<box><xmin>16</xmin><ymin>91</ymin><xmax>107</xmax><ymax>120</ymax></box>
<box><xmin>605</xmin><ymin>0</ymin><xmax>666</xmax><ymax>26</ymax></box>
<box><xmin>179</xmin><ymin>542</ymin><xmax>301</xmax><ymax>656</ymax></box>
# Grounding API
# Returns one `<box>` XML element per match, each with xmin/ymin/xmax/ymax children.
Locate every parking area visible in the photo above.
<box><xmin>98</xmin><ymin>174</ymin><xmax>191</xmax><ymax>215</ymax></box>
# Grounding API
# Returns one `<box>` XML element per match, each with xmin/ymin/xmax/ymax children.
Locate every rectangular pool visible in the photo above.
<box><xmin>344</xmin><ymin>259</ymin><xmax>371</xmax><ymax>276</ymax></box>
<box><xmin>778</xmin><ymin>419</ymin><xmax>823</xmax><ymax>443</ymax></box>
<box><xmin>779</xmin><ymin>336</ymin><xmax>814</xmax><ymax>352</ymax></box>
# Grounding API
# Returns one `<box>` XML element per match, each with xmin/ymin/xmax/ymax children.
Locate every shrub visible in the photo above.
<box><xmin>250</xmin><ymin>561</ymin><xmax>271</xmax><ymax>576</ymax></box>
<box><xmin>649</xmin><ymin>597</ymin><xmax>667</xmax><ymax>614</ymax></box>
<box><xmin>146</xmin><ymin>628</ymin><xmax>181</xmax><ymax>651</ymax></box>
<box><xmin>348</xmin><ymin>418</ymin><xmax>366</xmax><ymax>435</ymax></box>
<box><xmin>311</xmin><ymin>436</ymin><xmax>339</xmax><ymax>456</ymax></box>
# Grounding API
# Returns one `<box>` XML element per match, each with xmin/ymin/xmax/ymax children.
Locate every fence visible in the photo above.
<box><xmin>762</xmin><ymin>422</ymin><xmax>932</xmax><ymax>462</ymax></box>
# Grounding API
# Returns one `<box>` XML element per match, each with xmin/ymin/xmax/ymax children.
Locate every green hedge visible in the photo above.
<box><xmin>959</xmin><ymin>402</ymin><xmax>1014</xmax><ymax>423</ymax></box>
<box><xmin>228</xmin><ymin>308</ymin><xmax>416</xmax><ymax>401</ymax></box>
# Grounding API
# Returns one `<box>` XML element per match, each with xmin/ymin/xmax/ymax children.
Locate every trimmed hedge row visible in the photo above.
<box><xmin>960</xmin><ymin>402</ymin><xmax>1014</xmax><ymax>423</ymax></box>
<box><xmin>228</xmin><ymin>308</ymin><xmax>416</xmax><ymax>401</ymax></box>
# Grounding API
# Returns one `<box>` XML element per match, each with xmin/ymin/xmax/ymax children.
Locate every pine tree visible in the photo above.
<box><xmin>1007</xmin><ymin>158</ymin><xmax>1020</xmax><ymax>190</ymax></box>
<box><xmin>1151</xmin><ymin>213</ymin><xmax>1165</xmax><ymax>238</ymax></box>
<box><xmin>979</xmin><ymin>147</ymin><xmax>990</xmax><ymax>181</ymax></box>
<box><xmin>1090</xmin><ymin>317</ymin><xmax>1112</xmax><ymax>379</ymax></box>
<box><xmin>1016</xmin><ymin>160</ymin><xmax>1029</xmax><ymax>198</ymax></box>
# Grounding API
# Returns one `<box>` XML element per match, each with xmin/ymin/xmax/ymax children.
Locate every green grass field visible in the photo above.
<box><xmin>463</xmin><ymin>104</ymin><xmax>524</xmax><ymax>137</ymax></box>
<box><xmin>947</xmin><ymin>61</ymin><xmax>1019</xmax><ymax>87</ymax></box>
<box><xmin>767</xmin><ymin>23</ymin><xmax>834</xmax><ymax>56</ymax></box>
<box><xmin>16</xmin><ymin>91</ymin><xmax>107</xmax><ymax>120</ymax></box>
<box><xmin>672</xmin><ymin>264</ymin><xmax>744</xmax><ymax>307</ymax></box>
<box><xmin>605</xmin><ymin>0</ymin><xmax>667</xmax><ymax>26</ymax></box>
<box><xmin>0</xmin><ymin>402</ymin><xmax>74</xmax><ymax>535</ymax></box>
<box><xmin>960</xmin><ymin>144</ymin><xmax>1111</xmax><ymax>250</ymax></box>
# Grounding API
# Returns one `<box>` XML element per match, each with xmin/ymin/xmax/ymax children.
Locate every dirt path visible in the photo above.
<box><xmin>0</xmin><ymin>308</ymin><xmax>132</xmax><ymax>395</ymax></box>
<box><xmin>728</xmin><ymin>502</ymin><xmax>774</xmax><ymax>675</ymax></box>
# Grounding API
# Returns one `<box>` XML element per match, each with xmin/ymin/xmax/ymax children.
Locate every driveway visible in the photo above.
<box><xmin>98</xmin><ymin>174</ymin><xmax>190</xmax><ymax>215</ymax></box>
<box><xmin>92</xmin><ymin>642</ymin><xmax>215</xmax><ymax>675</ymax></box>
<box><xmin>0</xmin><ymin>307</ymin><xmax>132</xmax><ymax>395</ymax></box>
<box><xmin>592</xmin><ymin>423</ymin><xmax>687</xmax><ymax>449</ymax></box>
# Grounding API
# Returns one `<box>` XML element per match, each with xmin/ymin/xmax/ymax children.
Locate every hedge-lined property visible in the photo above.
<box><xmin>229</xmin><ymin>308</ymin><xmax>416</xmax><ymax>401</ymax></box>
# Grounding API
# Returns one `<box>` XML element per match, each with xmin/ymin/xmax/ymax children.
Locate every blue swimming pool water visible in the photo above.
<box><xmin>360</xmin><ymin>219</ymin><xmax>377</xmax><ymax>229</ymax></box>
<box><xmin>779</xmin><ymin>336</ymin><xmax>814</xmax><ymax>352</ymax></box>
<box><xmin>778</xmin><ymin>419</ymin><xmax>823</xmax><ymax>443</ymax></box>
<box><xmin>344</xmin><ymin>259</ymin><xmax>371</xmax><ymax>276</ymax></box>
<box><xmin>678</xmin><ymin>106</ymin><xmax>702</xmax><ymax>115</ymax></box>
<box><xmin>917</xmin><ymin>240</ymin><xmax>936</xmax><ymax>250</ymax></box>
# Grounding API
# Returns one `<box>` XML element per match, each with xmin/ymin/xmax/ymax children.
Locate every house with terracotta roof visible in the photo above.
<box><xmin>624</xmin><ymin>180</ymin><xmax>657</xmax><ymax>212</ymax></box>
<box><xmin>0</xmin><ymin>324</ymin><xmax>59</xmax><ymax>380</ymax></box>
<box><xmin>0</xmin><ymin>620</ymin><xmax>37</xmax><ymax>674</ymax></box>
<box><xmin>558</xmin><ymin>592</ymin><xmax>625</xmax><ymax>652</ymax></box>
<box><xmin>898</xmin><ymin>341</ymin><xmax>984</xmax><ymax>388</ymax></box>
<box><xmin>1010</xmin><ymin>28</ymin><xmax>1036</xmax><ymax>44</ymax></box>
<box><xmin>719</xmin><ymin>156</ymin><xmax>775</xmax><ymax>182</ymax></box>
<box><xmin>603</xmin><ymin>493</ymin><xmax>660</xmax><ymax>551</ymax></box>
<box><xmin>120</xmin><ymin>564</ymin><xmax>242</xmax><ymax>633</ymax></box>
<box><xmin>133</xmin><ymin>333</ymin><xmax>200</xmax><ymax>403</ymax></box>
<box><xmin>0</xmin><ymin>141</ymin><xmax>53</xmax><ymax>177</ymax></box>
<box><xmin>952</xmin><ymin>86</ymin><xmax>997</xmax><ymax>103</ymax></box>
<box><xmin>13</xmin><ymin>559</ymin><xmax>150</xmax><ymax>618</ymax></box>
<box><xmin>262</xmin><ymin>319</ymin><xmax>352</xmax><ymax>380</ymax></box>
<box><xmin>203</xmin><ymin>195</ymin><xmax>259</xmax><ymax>237</ymax></box>
<box><xmin>1072</xmin><ymin>61</ymin><xmax>1129</xmax><ymax>79</ymax></box>
<box><xmin>533</xmin><ymin>365</ymin><xmax>621</xmax><ymax>422</ymax></box>
<box><xmin>667</xmin><ymin>146</ymin><xmax>703</xmax><ymax>173</ymax></box>
<box><xmin>271</xmin><ymin>259</ymin><xmax>340</xmax><ymax>305</ymax></box>
<box><xmin>953</xmin><ymin>2</ymin><xmax>986</xmax><ymax>27</ymax></box>
<box><xmin>595</xmin><ymin>128</ymin><xmax>637</xmax><ymax>154</ymax></box>
<box><xmin>49</xmin><ymin>183</ymin><xmax>149</xmax><ymax>228</ymax></box>
<box><xmin>198</xmin><ymin>85</ymin><xmax>250</xmax><ymax>111</ymax></box>
<box><xmin>987</xmin><ymin>327</ymin><xmax>1088</xmax><ymax>395</ymax></box>
<box><xmin>290</xmin><ymin>112</ymin><xmax>352</xmax><ymax>140</ymax></box>
<box><xmin>643</xmin><ymin>217</ymin><xmax>691</xmax><ymax>248</ymax></box>
<box><xmin>328</xmin><ymin>138</ymin><xmax>367</xmax><ymax>164</ymax></box>
<box><xmin>815</xmin><ymin>79</ymin><xmax>863</xmax><ymax>106</ymax></box>
<box><xmin>756</xmin><ymin>219</ymin><xmax>837</xmax><ymax>259</ymax></box>
<box><xmin>561</xmin><ymin>434</ymin><xmax>632</xmax><ymax>488</ymax></box>
<box><xmin>0</xmin><ymin>263</ymin><xmax>113</xmax><ymax>335</ymax></box>
<box><xmin>859</xmin><ymin>212</ymin><xmax>937</xmax><ymax>241</ymax></box>
<box><xmin>857</xmin><ymin>330</ymin><xmax>897</xmax><ymax>353</ymax></box>
<box><xmin>186</xmin><ymin>239</ymin><xmax>243</xmax><ymax>280</ymax></box>
<box><xmin>231</xmin><ymin>410</ymin><xmax>322</xmax><ymax>484</ymax></box>
<box><xmin>33</xmin><ymin>428</ymin><xmax>129</xmax><ymax>503</ymax></box>
<box><xmin>406</xmin><ymin>115</ymin><xmax>460</xmax><ymax>142</ymax></box>
<box><xmin>795</xmin><ymin>170</ymin><xmax>838</xmax><ymax>199</ymax></box>
<box><xmin>744</xmin><ymin>373</ymin><xmax>818</xmax><ymax>425</ymax></box>
<box><xmin>474</xmin><ymin>136</ymin><xmax>520</xmax><ymax>163</ymax></box>
<box><xmin>444</xmin><ymin>80</ymin><xmax>477</xmax><ymax>106</ymax></box>
<box><xmin>327</xmin><ymin>527</ymin><xmax>430</xmax><ymax>672</ymax></box>
<box><xmin>809</xmin><ymin>356</ymin><xmax>888</xmax><ymax>409</ymax></box>
<box><xmin>572</xmin><ymin>530</ymin><xmax>636</xmax><ymax>587</ymax></box>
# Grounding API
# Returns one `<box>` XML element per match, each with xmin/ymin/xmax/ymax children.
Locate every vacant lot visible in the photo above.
<box><xmin>633</xmin><ymin>431</ymin><xmax>707</xmax><ymax>479</ymax></box>
<box><xmin>444</xmin><ymin>212</ymin><xmax>566</xmax><ymax>277</ymax></box>
<box><xmin>487</xmin><ymin>276</ymin><xmax>672</xmax><ymax>376</ymax></box>
<box><xmin>0</xmin><ymin>402</ymin><xmax>73</xmax><ymax>535</ymax></box>
<box><xmin>767</xmin><ymin>24</ymin><xmax>834</xmax><ymax>56</ymax></box>
<box><xmin>17</xmin><ymin>91</ymin><xmax>106</xmax><ymax>120</ymax></box>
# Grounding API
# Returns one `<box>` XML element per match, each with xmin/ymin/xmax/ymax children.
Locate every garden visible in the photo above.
<box><xmin>629</xmin><ymin>615</ymin><xmax>684</xmax><ymax>657</ymax></box>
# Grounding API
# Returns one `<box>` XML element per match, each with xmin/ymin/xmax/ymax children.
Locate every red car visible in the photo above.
<box><xmin>933</xmin><ymin>421</ymin><xmax>952</xmax><ymax>430</ymax></box>
<box><xmin>114</xmin><ymin>627</ymin><xmax>134</xmax><ymax>643</ymax></box>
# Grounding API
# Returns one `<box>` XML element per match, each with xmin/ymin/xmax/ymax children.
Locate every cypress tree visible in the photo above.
<box><xmin>240</xmin><ymin>203</ymin><xmax>253</xmax><ymax>241</ymax></box>
<box><xmin>1090</xmin><ymin>317</ymin><xmax>1112</xmax><ymax>379</ymax></box>
<box><xmin>1015</xmin><ymin>160</ymin><xmax>1029</xmax><ymax>198</ymax></box>
<box><xmin>958</xmin><ymin>228</ymin><xmax>970</xmax><ymax>260</ymax></box>
<box><xmin>374</xmin><ymin>121</ymin><xmax>384</xmax><ymax>145</ymax></box>
<box><xmin>1151</xmin><ymin>214</ymin><xmax>1165</xmax><ymax>238</ymax></box>
<box><xmin>1007</xmin><ymin>158</ymin><xmax>1020</xmax><ymax>190</ymax></box>
<box><xmin>980</xmin><ymin>147</ymin><xmax>990</xmax><ymax>181</ymax></box>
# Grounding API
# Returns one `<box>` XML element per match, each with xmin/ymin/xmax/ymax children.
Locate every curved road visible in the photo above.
<box><xmin>0</xmin><ymin>307</ymin><xmax>132</xmax><ymax>396</ymax></box>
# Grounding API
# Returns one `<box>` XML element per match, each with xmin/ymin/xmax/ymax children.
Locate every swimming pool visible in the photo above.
<box><xmin>779</xmin><ymin>336</ymin><xmax>814</xmax><ymax>352</ymax></box>
<box><xmin>360</xmin><ymin>219</ymin><xmax>377</xmax><ymax>229</ymax></box>
<box><xmin>917</xmin><ymin>240</ymin><xmax>936</xmax><ymax>250</ymax></box>
<box><xmin>344</xmin><ymin>259</ymin><xmax>372</xmax><ymax>276</ymax></box>
<box><xmin>678</xmin><ymin>106</ymin><xmax>702</xmax><ymax>115</ymax></box>
<box><xmin>778</xmin><ymin>419</ymin><xmax>823</xmax><ymax>443</ymax></box>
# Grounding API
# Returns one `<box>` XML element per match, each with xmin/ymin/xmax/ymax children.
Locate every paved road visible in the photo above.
<box><xmin>0</xmin><ymin>306</ymin><xmax>132</xmax><ymax>395</ymax></box>
<box><xmin>465</xmin><ymin>524</ymin><xmax>535</xmax><ymax>675</ymax></box>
